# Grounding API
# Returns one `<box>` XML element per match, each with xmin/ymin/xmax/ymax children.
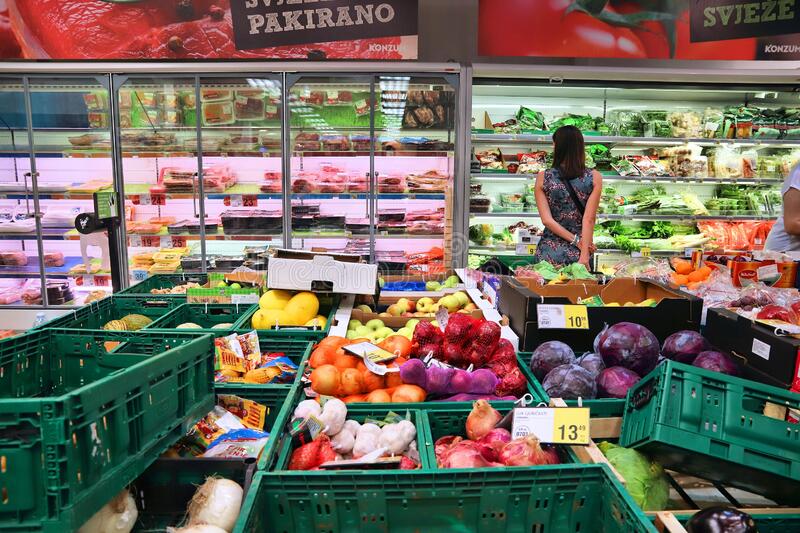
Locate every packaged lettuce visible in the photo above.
<box><xmin>516</xmin><ymin>106</ymin><xmax>547</xmax><ymax>131</ymax></box>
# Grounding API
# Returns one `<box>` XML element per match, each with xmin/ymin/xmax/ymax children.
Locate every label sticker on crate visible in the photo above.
<box><xmin>511</xmin><ymin>407</ymin><xmax>589</xmax><ymax>444</ymax></box>
<box><xmin>537</xmin><ymin>304</ymin><xmax>589</xmax><ymax>330</ymax></box>
<box><xmin>752</xmin><ymin>338</ymin><xmax>771</xmax><ymax>360</ymax></box>
<box><xmin>511</xmin><ymin>407</ymin><xmax>590</xmax><ymax>444</ymax></box>
<box><xmin>757</xmin><ymin>263</ymin><xmax>779</xmax><ymax>281</ymax></box>
<box><xmin>231</xmin><ymin>293</ymin><xmax>259</xmax><ymax>304</ymax></box>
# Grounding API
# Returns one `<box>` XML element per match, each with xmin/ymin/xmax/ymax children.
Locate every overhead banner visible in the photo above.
<box><xmin>0</xmin><ymin>0</ymin><xmax>418</xmax><ymax>60</ymax></box>
<box><xmin>479</xmin><ymin>0</ymin><xmax>800</xmax><ymax>60</ymax></box>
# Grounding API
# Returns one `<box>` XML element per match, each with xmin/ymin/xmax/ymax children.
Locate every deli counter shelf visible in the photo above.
<box><xmin>472</xmin><ymin>133</ymin><xmax>800</xmax><ymax>148</ymax></box>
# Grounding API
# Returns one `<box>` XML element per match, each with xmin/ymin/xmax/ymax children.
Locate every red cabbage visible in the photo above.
<box><xmin>597</xmin><ymin>322</ymin><xmax>660</xmax><ymax>376</ymax></box>
<box><xmin>662</xmin><ymin>330</ymin><xmax>709</xmax><ymax>364</ymax></box>
<box><xmin>692</xmin><ymin>351</ymin><xmax>739</xmax><ymax>376</ymax></box>
<box><xmin>577</xmin><ymin>352</ymin><xmax>605</xmax><ymax>378</ymax></box>
<box><xmin>542</xmin><ymin>363</ymin><xmax>597</xmax><ymax>400</ymax></box>
<box><xmin>597</xmin><ymin>366</ymin><xmax>641</xmax><ymax>399</ymax></box>
<box><xmin>530</xmin><ymin>341</ymin><xmax>576</xmax><ymax>380</ymax></box>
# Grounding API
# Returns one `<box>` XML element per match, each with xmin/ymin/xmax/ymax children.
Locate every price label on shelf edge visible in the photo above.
<box><xmin>536</xmin><ymin>304</ymin><xmax>589</xmax><ymax>330</ymax></box>
<box><xmin>129</xmin><ymin>235</ymin><xmax>142</xmax><ymax>247</ymax></box>
<box><xmin>511</xmin><ymin>407</ymin><xmax>590</xmax><ymax>444</ymax></box>
<box><xmin>171</xmin><ymin>236</ymin><xmax>187</xmax><ymax>248</ymax></box>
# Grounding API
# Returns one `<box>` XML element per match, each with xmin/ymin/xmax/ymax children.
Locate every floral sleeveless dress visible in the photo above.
<box><xmin>532</xmin><ymin>167</ymin><xmax>594</xmax><ymax>267</ymax></box>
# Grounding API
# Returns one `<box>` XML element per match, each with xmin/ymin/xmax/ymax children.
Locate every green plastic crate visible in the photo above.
<box><xmin>117</xmin><ymin>273</ymin><xmax>208</xmax><ymax>296</ymax></box>
<box><xmin>132</xmin><ymin>457</ymin><xmax>256</xmax><ymax>532</ymax></box>
<box><xmin>620</xmin><ymin>360</ymin><xmax>800</xmax><ymax>505</ymax></box>
<box><xmin>421</xmin><ymin>404</ymin><xmax>578</xmax><ymax>468</ymax></box>
<box><xmin>215</xmin><ymin>336</ymin><xmax>313</xmax><ymax>393</ymax></box>
<box><xmin>33</xmin><ymin>295</ymin><xmax>181</xmax><ymax>331</ymax></box>
<box><xmin>238</xmin><ymin>293</ymin><xmax>340</xmax><ymax>341</ymax></box>
<box><xmin>266</xmin><ymin>404</ymin><xmax>432</xmax><ymax>472</ymax></box>
<box><xmin>234</xmin><ymin>464</ymin><xmax>656</xmax><ymax>532</ymax></box>
<box><xmin>147</xmin><ymin>303</ymin><xmax>257</xmax><ymax>334</ymax></box>
<box><xmin>519</xmin><ymin>352</ymin><xmax>625</xmax><ymax>418</ymax></box>
<box><xmin>0</xmin><ymin>328</ymin><xmax>215</xmax><ymax>532</ymax></box>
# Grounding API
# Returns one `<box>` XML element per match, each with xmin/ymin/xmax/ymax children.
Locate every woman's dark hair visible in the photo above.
<box><xmin>552</xmin><ymin>125</ymin><xmax>586</xmax><ymax>179</ymax></box>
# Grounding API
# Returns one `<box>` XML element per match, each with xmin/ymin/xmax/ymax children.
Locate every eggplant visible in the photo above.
<box><xmin>685</xmin><ymin>506</ymin><xmax>758</xmax><ymax>533</ymax></box>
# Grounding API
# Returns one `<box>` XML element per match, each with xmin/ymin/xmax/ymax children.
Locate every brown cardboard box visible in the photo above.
<box><xmin>499</xmin><ymin>277</ymin><xmax>702</xmax><ymax>352</ymax></box>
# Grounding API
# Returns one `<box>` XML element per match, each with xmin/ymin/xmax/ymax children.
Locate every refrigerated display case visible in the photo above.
<box><xmin>468</xmin><ymin>79</ymin><xmax>797</xmax><ymax>271</ymax></box>
<box><xmin>0</xmin><ymin>75</ymin><xmax>114</xmax><ymax>307</ymax></box>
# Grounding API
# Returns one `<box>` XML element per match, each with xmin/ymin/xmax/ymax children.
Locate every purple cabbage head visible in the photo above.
<box><xmin>542</xmin><ymin>363</ymin><xmax>597</xmax><ymax>400</ymax></box>
<box><xmin>577</xmin><ymin>352</ymin><xmax>605</xmax><ymax>378</ymax></box>
<box><xmin>662</xmin><ymin>330</ymin><xmax>710</xmax><ymax>364</ymax></box>
<box><xmin>597</xmin><ymin>322</ymin><xmax>660</xmax><ymax>376</ymax></box>
<box><xmin>693</xmin><ymin>351</ymin><xmax>739</xmax><ymax>376</ymax></box>
<box><xmin>530</xmin><ymin>341</ymin><xmax>576</xmax><ymax>381</ymax></box>
<box><xmin>597</xmin><ymin>366</ymin><xmax>641</xmax><ymax>399</ymax></box>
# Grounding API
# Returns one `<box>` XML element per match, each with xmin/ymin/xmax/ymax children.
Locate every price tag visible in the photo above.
<box><xmin>435</xmin><ymin>306</ymin><xmax>449</xmax><ymax>331</ymax></box>
<box><xmin>536</xmin><ymin>304</ymin><xmax>589</xmax><ymax>329</ymax></box>
<box><xmin>231</xmin><ymin>293</ymin><xmax>259</xmax><ymax>304</ymax></box>
<box><xmin>225</xmin><ymin>195</ymin><xmax>242</xmax><ymax>207</ymax></box>
<box><xmin>757</xmin><ymin>263</ymin><xmax>779</xmax><ymax>280</ymax></box>
<box><xmin>171</xmin><ymin>235</ymin><xmax>187</xmax><ymax>248</ymax></box>
<box><xmin>141</xmin><ymin>235</ymin><xmax>160</xmax><ymax>247</ymax></box>
<box><xmin>129</xmin><ymin>235</ymin><xmax>143</xmax><ymax>247</ymax></box>
<box><xmin>94</xmin><ymin>275</ymin><xmax>111</xmax><ymax>287</ymax></box>
<box><xmin>151</xmin><ymin>193</ymin><xmax>166</xmax><ymax>206</ymax></box>
<box><xmin>138</xmin><ymin>194</ymin><xmax>152</xmax><ymax>206</ymax></box>
<box><xmin>630</xmin><ymin>251</ymin><xmax>643</xmax><ymax>258</ymax></box>
<box><xmin>511</xmin><ymin>407</ymin><xmax>590</xmax><ymax>444</ymax></box>
<box><xmin>482</xmin><ymin>282</ymin><xmax>497</xmax><ymax>306</ymax></box>
<box><xmin>243</xmin><ymin>195</ymin><xmax>258</xmax><ymax>207</ymax></box>
<box><xmin>640</xmin><ymin>246</ymin><xmax>651</xmax><ymax>258</ymax></box>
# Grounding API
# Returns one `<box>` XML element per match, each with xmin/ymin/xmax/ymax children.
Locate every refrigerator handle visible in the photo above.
<box><xmin>192</xmin><ymin>171</ymin><xmax>199</xmax><ymax>218</ymax></box>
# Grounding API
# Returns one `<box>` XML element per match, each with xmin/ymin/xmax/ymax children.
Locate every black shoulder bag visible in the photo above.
<box><xmin>561</xmin><ymin>176</ymin><xmax>586</xmax><ymax>216</ymax></box>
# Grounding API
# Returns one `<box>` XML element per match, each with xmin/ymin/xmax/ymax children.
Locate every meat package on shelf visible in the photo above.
<box><xmin>377</xmin><ymin>208</ymin><xmax>445</xmax><ymax>236</ymax></box>
<box><xmin>288</xmin><ymin>166</ymin><xmax>448</xmax><ymax>195</ymax></box>
<box><xmin>159</xmin><ymin>164</ymin><xmax>236</xmax><ymax>193</ymax></box>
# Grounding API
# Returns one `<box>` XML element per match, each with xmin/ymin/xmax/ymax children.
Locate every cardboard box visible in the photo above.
<box><xmin>499</xmin><ymin>277</ymin><xmax>701</xmax><ymax>352</ymax></box>
<box><xmin>704</xmin><ymin>307</ymin><xmax>800</xmax><ymax>390</ymax></box>
<box><xmin>185</xmin><ymin>272</ymin><xmax>263</xmax><ymax>304</ymax></box>
<box><xmin>267</xmin><ymin>249</ymin><xmax>377</xmax><ymax>295</ymax></box>
<box><xmin>728</xmin><ymin>259</ymin><xmax>798</xmax><ymax>288</ymax></box>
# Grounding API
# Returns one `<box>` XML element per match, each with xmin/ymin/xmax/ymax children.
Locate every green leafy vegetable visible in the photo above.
<box><xmin>598</xmin><ymin>442</ymin><xmax>670</xmax><ymax>511</ymax></box>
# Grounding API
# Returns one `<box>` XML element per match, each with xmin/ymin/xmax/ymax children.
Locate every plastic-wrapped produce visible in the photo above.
<box><xmin>758</xmin><ymin>156</ymin><xmax>783</xmax><ymax>179</ymax></box>
<box><xmin>702</xmin><ymin>108</ymin><xmax>724</xmax><ymax>139</ymax></box>
<box><xmin>607</xmin><ymin>109</ymin><xmax>644</xmax><ymax>137</ymax></box>
<box><xmin>667</xmin><ymin>110</ymin><xmax>702</xmax><ymax>138</ymax></box>
<box><xmin>709</xmin><ymin>146</ymin><xmax>743</xmax><ymax>179</ymax></box>
<box><xmin>665</xmin><ymin>144</ymin><xmax>708</xmax><ymax>178</ymax></box>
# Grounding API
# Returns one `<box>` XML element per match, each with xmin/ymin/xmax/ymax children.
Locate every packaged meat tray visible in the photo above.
<box><xmin>243</xmin><ymin>246</ymin><xmax>268</xmax><ymax>259</ymax></box>
<box><xmin>407</xmin><ymin>221</ymin><xmax>445</xmax><ymax>235</ymax></box>
<box><xmin>294</xmin><ymin>133</ymin><xmax>321</xmax><ymax>152</ymax></box>
<box><xmin>149</xmin><ymin>216</ymin><xmax>177</xmax><ymax>227</ymax></box>
<box><xmin>291</xmin><ymin>177</ymin><xmax>317</xmax><ymax>193</ymax></box>
<box><xmin>0</xmin><ymin>290</ymin><xmax>21</xmax><ymax>304</ymax></box>
<box><xmin>221</xmin><ymin>210</ymin><xmax>282</xmax><ymax>235</ymax></box>
<box><xmin>405</xmin><ymin>209</ymin><xmax>445</xmax><ymax>222</ymax></box>
<box><xmin>128</xmin><ymin>223</ymin><xmax>163</xmax><ymax>235</ymax></box>
<box><xmin>407</xmin><ymin>170</ymin><xmax>448</xmax><ymax>192</ymax></box>
<box><xmin>346</xmin><ymin>218</ymin><xmax>371</xmax><ymax>234</ymax></box>
<box><xmin>43</xmin><ymin>251</ymin><xmax>64</xmax><ymax>267</ymax></box>
<box><xmin>201</xmin><ymin>89</ymin><xmax>233</xmax><ymax>102</ymax></box>
<box><xmin>292</xmin><ymin>216</ymin><xmax>315</xmax><ymax>230</ymax></box>
<box><xmin>184</xmin><ymin>220</ymin><xmax>220</xmax><ymax>235</ymax></box>
<box><xmin>0</xmin><ymin>252</ymin><xmax>28</xmax><ymax>266</ymax></box>
<box><xmin>180</xmin><ymin>255</ymin><xmax>211</xmax><ymax>271</ymax></box>
<box><xmin>234</xmin><ymin>95</ymin><xmax>265</xmax><ymax>121</ymax></box>
<box><xmin>202</xmin><ymin>101</ymin><xmax>235</xmax><ymax>126</ymax></box>
<box><xmin>318</xmin><ymin>181</ymin><xmax>347</xmax><ymax>193</ymax></box>
<box><xmin>320</xmin><ymin>135</ymin><xmax>350</xmax><ymax>151</ymax></box>
<box><xmin>316</xmin><ymin>215</ymin><xmax>346</xmax><ymax>230</ymax></box>
<box><xmin>260</xmin><ymin>182</ymin><xmax>282</xmax><ymax>193</ymax></box>
<box><xmin>300</xmin><ymin>91</ymin><xmax>325</xmax><ymax>106</ymax></box>
<box><xmin>378</xmin><ymin>209</ymin><xmax>406</xmax><ymax>222</ymax></box>
<box><xmin>350</xmin><ymin>135</ymin><xmax>374</xmax><ymax>151</ymax></box>
<box><xmin>259</xmin><ymin>131</ymin><xmax>281</xmax><ymax>150</ymax></box>
<box><xmin>347</xmin><ymin>181</ymin><xmax>369</xmax><ymax>193</ymax></box>
<box><xmin>213</xmin><ymin>256</ymin><xmax>245</xmax><ymax>270</ymax></box>
<box><xmin>378</xmin><ymin>222</ymin><xmax>407</xmax><ymax>234</ymax></box>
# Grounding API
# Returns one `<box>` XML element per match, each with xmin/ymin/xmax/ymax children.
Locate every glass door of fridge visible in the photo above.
<box><xmin>197</xmin><ymin>76</ymin><xmax>283</xmax><ymax>273</ymax></box>
<box><xmin>28</xmin><ymin>76</ymin><xmax>114</xmax><ymax>305</ymax></box>
<box><xmin>0</xmin><ymin>77</ymin><xmax>38</xmax><ymax>306</ymax></box>
<box><xmin>114</xmin><ymin>76</ymin><xmax>200</xmax><ymax>286</ymax></box>
<box><xmin>373</xmin><ymin>75</ymin><xmax>457</xmax><ymax>275</ymax></box>
<box><xmin>286</xmin><ymin>75</ymin><xmax>373</xmax><ymax>259</ymax></box>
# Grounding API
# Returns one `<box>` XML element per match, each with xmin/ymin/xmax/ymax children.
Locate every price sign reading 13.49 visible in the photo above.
<box><xmin>511</xmin><ymin>407</ymin><xmax>590</xmax><ymax>445</ymax></box>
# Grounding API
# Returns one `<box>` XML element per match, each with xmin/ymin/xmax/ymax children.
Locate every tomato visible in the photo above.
<box><xmin>479</xmin><ymin>0</ymin><xmax>647</xmax><ymax>59</ymax></box>
<box><xmin>674</xmin><ymin>11</ymin><xmax>756</xmax><ymax>60</ymax></box>
<box><xmin>613</xmin><ymin>1</ymin><xmax>670</xmax><ymax>59</ymax></box>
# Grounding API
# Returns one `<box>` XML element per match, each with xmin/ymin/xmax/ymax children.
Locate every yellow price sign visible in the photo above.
<box><xmin>537</xmin><ymin>304</ymin><xmax>589</xmax><ymax>329</ymax></box>
<box><xmin>511</xmin><ymin>407</ymin><xmax>590</xmax><ymax>444</ymax></box>
<box><xmin>527</xmin><ymin>244</ymin><xmax>537</xmax><ymax>255</ymax></box>
<box><xmin>640</xmin><ymin>246</ymin><xmax>651</xmax><ymax>257</ymax></box>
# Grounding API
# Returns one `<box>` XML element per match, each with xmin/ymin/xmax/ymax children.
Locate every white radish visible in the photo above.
<box><xmin>186</xmin><ymin>477</ymin><xmax>243</xmax><ymax>532</ymax></box>
<box><xmin>78</xmin><ymin>489</ymin><xmax>138</xmax><ymax>533</ymax></box>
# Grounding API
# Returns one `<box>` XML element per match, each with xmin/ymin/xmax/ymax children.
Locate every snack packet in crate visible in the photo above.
<box><xmin>214</xmin><ymin>333</ymin><xmax>246</xmax><ymax>378</ymax></box>
<box><xmin>237</xmin><ymin>330</ymin><xmax>262</xmax><ymax>371</ymax></box>
<box><xmin>218</xmin><ymin>394</ymin><xmax>268</xmax><ymax>430</ymax></box>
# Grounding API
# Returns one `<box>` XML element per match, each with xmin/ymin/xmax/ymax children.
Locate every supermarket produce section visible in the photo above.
<box><xmin>0</xmin><ymin>64</ymin><xmax>798</xmax><ymax>533</ymax></box>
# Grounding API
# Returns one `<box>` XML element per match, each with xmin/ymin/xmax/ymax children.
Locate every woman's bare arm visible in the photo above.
<box><xmin>579</xmin><ymin>171</ymin><xmax>603</xmax><ymax>265</ymax></box>
<box><xmin>782</xmin><ymin>187</ymin><xmax>800</xmax><ymax>235</ymax></box>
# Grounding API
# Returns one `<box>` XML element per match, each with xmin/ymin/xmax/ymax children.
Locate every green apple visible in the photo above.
<box><xmin>453</xmin><ymin>291</ymin><xmax>470</xmax><ymax>307</ymax></box>
<box><xmin>387</xmin><ymin>304</ymin><xmax>404</xmax><ymax>317</ymax></box>
<box><xmin>439</xmin><ymin>295</ymin><xmax>460</xmax><ymax>313</ymax></box>
<box><xmin>397</xmin><ymin>298</ymin><xmax>414</xmax><ymax>312</ymax></box>
<box><xmin>426</xmin><ymin>281</ymin><xmax>441</xmax><ymax>291</ymax></box>
<box><xmin>348</xmin><ymin>319</ymin><xmax>362</xmax><ymax>331</ymax></box>
<box><xmin>379</xmin><ymin>277</ymin><xmax>385</xmax><ymax>287</ymax></box>
<box><xmin>356</xmin><ymin>304</ymin><xmax>372</xmax><ymax>313</ymax></box>
<box><xmin>444</xmin><ymin>275</ymin><xmax>460</xmax><ymax>288</ymax></box>
<box><xmin>230</xmin><ymin>283</ymin><xmax>242</xmax><ymax>290</ymax></box>
<box><xmin>346</xmin><ymin>330</ymin><xmax>358</xmax><ymax>339</ymax></box>
<box><xmin>365</xmin><ymin>318</ymin><xmax>385</xmax><ymax>332</ymax></box>
<box><xmin>376</xmin><ymin>326</ymin><xmax>395</xmax><ymax>339</ymax></box>
<box><xmin>406</xmin><ymin>319</ymin><xmax>420</xmax><ymax>330</ymax></box>
<box><xmin>396</xmin><ymin>327</ymin><xmax>413</xmax><ymax>339</ymax></box>
<box><xmin>416</xmin><ymin>297</ymin><xmax>435</xmax><ymax>313</ymax></box>
<box><xmin>355</xmin><ymin>325</ymin><xmax>371</xmax><ymax>338</ymax></box>
<box><xmin>216</xmin><ymin>281</ymin><xmax>228</xmax><ymax>288</ymax></box>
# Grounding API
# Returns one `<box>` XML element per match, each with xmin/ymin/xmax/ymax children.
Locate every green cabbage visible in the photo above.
<box><xmin>598</xmin><ymin>442</ymin><xmax>670</xmax><ymax>511</ymax></box>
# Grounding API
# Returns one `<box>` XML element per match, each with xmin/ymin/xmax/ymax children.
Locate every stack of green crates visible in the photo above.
<box><xmin>32</xmin><ymin>295</ymin><xmax>181</xmax><ymax>331</ymax></box>
<box><xmin>620</xmin><ymin>360</ymin><xmax>800</xmax><ymax>505</ymax></box>
<box><xmin>116</xmin><ymin>273</ymin><xmax>208</xmax><ymax>296</ymax></box>
<box><xmin>147</xmin><ymin>303</ymin><xmax>257</xmax><ymax>334</ymax></box>
<box><xmin>0</xmin><ymin>328</ymin><xmax>214</xmax><ymax>532</ymax></box>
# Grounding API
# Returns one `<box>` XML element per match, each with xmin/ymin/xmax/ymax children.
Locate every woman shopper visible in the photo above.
<box><xmin>765</xmin><ymin>161</ymin><xmax>800</xmax><ymax>251</ymax></box>
<box><xmin>532</xmin><ymin>125</ymin><xmax>603</xmax><ymax>267</ymax></box>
